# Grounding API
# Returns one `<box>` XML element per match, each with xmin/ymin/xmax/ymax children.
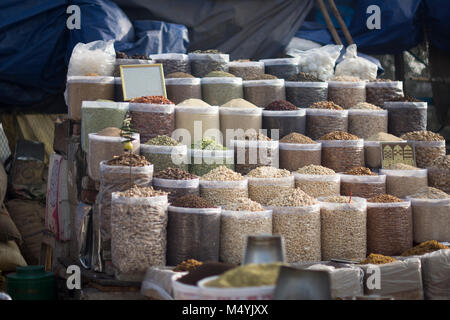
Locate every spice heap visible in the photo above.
<box><xmin>97</xmin><ymin>127</ymin><xmax>122</xmax><ymax>136</ymax></box>
<box><xmin>409</xmin><ymin>187</ymin><xmax>450</xmax><ymax>199</ymax></box>
<box><xmin>225</xmin><ymin>197</ymin><xmax>265</xmax><ymax>212</ymax></box>
<box><xmin>201</xmin><ymin>166</ymin><xmax>244</xmax><ymax>181</ymax></box>
<box><xmin>360</xmin><ymin>253</ymin><xmax>397</xmax><ymax>265</ymax></box>
<box><xmin>366</xmin><ymin>132</ymin><xmax>403</xmax><ymax>141</ymax></box>
<box><xmin>106</xmin><ymin>153</ymin><xmax>151</xmax><ymax>167</ymax></box>
<box><xmin>115</xmin><ymin>185</ymin><xmax>167</xmax><ymax>198</ymax></box>
<box><xmin>205</xmin><ymin>71</ymin><xmax>235</xmax><ymax>77</ymax></box>
<box><xmin>177</xmin><ymin>262</ymin><xmax>236</xmax><ymax>285</ymax></box>
<box><xmin>431</xmin><ymin>155</ymin><xmax>450</xmax><ymax>169</ymax></box>
<box><xmin>401</xmin><ymin>240</ymin><xmax>449</xmax><ymax>256</ymax></box>
<box><xmin>268</xmin><ymin>188</ymin><xmax>317</xmax><ymax>207</ymax></box>
<box><xmin>368</xmin><ymin>194</ymin><xmax>404</xmax><ymax>203</ymax></box>
<box><xmin>287</xmin><ymin>72</ymin><xmax>323</xmax><ymax>82</ymax></box>
<box><xmin>332</xmin><ymin>75</ymin><xmax>361</xmax><ymax>82</ymax></box>
<box><xmin>400</xmin><ymin>130</ymin><xmax>444</xmax><ymax>141</ymax></box>
<box><xmin>191</xmin><ymin>138</ymin><xmax>226</xmax><ymax>150</ymax></box>
<box><xmin>146</xmin><ymin>135</ymin><xmax>179</xmax><ymax>146</ymax></box>
<box><xmin>387</xmin><ymin>163</ymin><xmax>419</xmax><ymax>170</ymax></box>
<box><xmin>309</xmin><ymin>101</ymin><xmax>343</xmax><ymax>110</ymax></box>
<box><xmin>296</xmin><ymin>164</ymin><xmax>336</xmax><ymax>175</ymax></box>
<box><xmin>280</xmin><ymin>133</ymin><xmax>316</xmax><ymax>144</ymax></box>
<box><xmin>246</xmin><ymin>166</ymin><xmax>290</xmax><ymax>178</ymax></box>
<box><xmin>173</xmin><ymin>259</ymin><xmax>203</xmax><ymax>272</ymax></box>
<box><xmin>221</xmin><ymin>98</ymin><xmax>258</xmax><ymax>108</ymax></box>
<box><xmin>154</xmin><ymin>168</ymin><xmax>197</xmax><ymax>180</ymax></box>
<box><xmin>246</xmin><ymin>74</ymin><xmax>278</xmax><ymax>80</ymax></box>
<box><xmin>204</xmin><ymin>263</ymin><xmax>284</xmax><ymax>288</ymax></box>
<box><xmin>264</xmin><ymin>100</ymin><xmax>297</xmax><ymax>110</ymax></box>
<box><xmin>177</xmin><ymin>98</ymin><xmax>211</xmax><ymax>107</ymax></box>
<box><xmin>129</xmin><ymin>96</ymin><xmax>173</xmax><ymax>104</ymax></box>
<box><xmin>171</xmin><ymin>195</ymin><xmax>215</xmax><ymax>208</ymax></box>
<box><xmin>351</xmin><ymin>102</ymin><xmax>382</xmax><ymax>110</ymax></box>
<box><xmin>344</xmin><ymin>167</ymin><xmax>376</xmax><ymax>176</ymax></box>
<box><xmin>323</xmin><ymin>195</ymin><xmax>354</xmax><ymax>203</ymax></box>
<box><xmin>319</xmin><ymin>131</ymin><xmax>359</xmax><ymax>140</ymax></box>
<box><xmin>166</xmin><ymin>72</ymin><xmax>194</xmax><ymax>78</ymax></box>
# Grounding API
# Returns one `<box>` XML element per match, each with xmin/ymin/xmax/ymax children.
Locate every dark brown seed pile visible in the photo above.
<box><xmin>264</xmin><ymin>100</ymin><xmax>298</xmax><ymax>111</ymax></box>
<box><xmin>171</xmin><ymin>195</ymin><xmax>215</xmax><ymax>208</ymax></box>
<box><xmin>107</xmin><ymin>153</ymin><xmax>151</xmax><ymax>167</ymax></box>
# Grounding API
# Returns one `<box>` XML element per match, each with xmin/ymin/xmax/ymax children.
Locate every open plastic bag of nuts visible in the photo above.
<box><xmin>340</xmin><ymin>174</ymin><xmax>386</xmax><ymax>199</ymax></box>
<box><xmin>305</xmin><ymin>109</ymin><xmax>348</xmax><ymax>140</ymax></box>
<box><xmin>327</xmin><ymin>81</ymin><xmax>366</xmax><ymax>110</ymax></box>
<box><xmin>188</xmin><ymin>52</ymin><xmax>229</xmax><ymax>78</ymax></box>
<box><xmin>285</xmin><ymin>81</ymin><xmax>328</xmax><ymax>108</ymax></box>
<box><xmin>247</xmin><ymin>176</ymin><xmax>294</xmax><ymax>206</ymax></box>
<box><xmin>279</xmin><ymin>143</ymin><xmax>321</xmax><ymax>172</ymax></box>
<box><xmin>219</xmin><ymin>209</ymin><xmax>273</xmax><ymax>265</ymax></box>
<box><xmin>228</xmin><ymin>61</ymin><xmax>264</xmax><ymax>80</ymax></box>
<box><xmin>243</xmin><ymin>79</ymin><xmax>286</xmax><ymax>108</ymax></box>
<box><xmin>379</xmin><ymin>168</ymin><xmax>428</xmax><ymax>199</ymax></box>
<box><xmin>384</xmin><ymin>101</ymin><xmax>427</xmax><ymax>136</ymax></box>
<box><xmin>348</xmin><ymin>109</ymin><xmax>388</xmax><ymax>139</ymax></box>
<box><xmin>152</xmin><ymin>178</ymin><xmax>200</xmax><ymax>204</ymax></box>
<box><xmin>150</xmin><ymin>53</ymin><xmax>191</xmax><ymax>75</ymax></box>
<box><xmin>270</xmin><ymin>204</ymin><xmax>321</xmax><ymax>263</ymax></box>
<box><xmin>365</xmin><ymin>81</ymin><xmax>404</xmax><ymax>107</ymax></box>
<box><xmin>319</xmin><ymin>139</ymin><xmax>365</xmax><ymax>173</ymax></box>
<box><xmin>260</xmin><ymin>58</ymin><xmax>300</xmax><ymax>79</ymax></box>
<box><xmin>199</xmin><ymin>179</ymin><xmax>248</xmax><ymax>207</ymax></box>
<box><xmin>408</xmin><ymin>140</ymin><xmax>446</xmax><ymax>169</ymax></box>
<box><xmin>294</xmin><ymin>173</ymin><xmax>340</xmax><ymax>198</ymax></box>
<box><xmin>201</xmin><ymin>77</ymin><xmax>244</xmax><ymax>106</ymax></box>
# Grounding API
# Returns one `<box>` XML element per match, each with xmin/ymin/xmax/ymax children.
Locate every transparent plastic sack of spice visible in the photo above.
<box><xmin>305</xmin><ymin>109</ymin><xmax>348</xmax><ymax>140</ymax></box>
<box><xmin>318</xmin><ymin>139</ymin><xmax>365</xmax><ymax>173</ymax></box>
<box><xmin>199</xmin><ymin>179</ymin><xmax>248</xmax><ymax>207</ymax></box>
<box><xmin>347</xmin><ymin>109</ymin><xmax>388</xmax><ymax>139</ymax></box>
<box><xmin>150</xmin><ymin>53</ymin><xmax>191</xmax><ymax>75</ymax></box>
<box><xmin>140</xmin><ymin>144</ymin><xmax>188</xmax><ymax>172</ymax></box>
<box><xmin>243</xmin><ymin>79</ymin><xmax>286</xmax><ymax>108</ymax></box>
<box><xmin>201</xmin><ymin>77</ymin><xmax>244</xmax><ymax>106</ymax></box>
<box><xmin>366</xmin><ymin>81</ymin><xmax>404</xmax><ymax>107</ymax></box>
<box><xmin>287</xmin><ymin>44</ymin><xmax>343</xmax><ymax>81</ymax></box>
<box><xmin>408</xmin><ymin>140</ymin><xmax>446</xmax><ymax>169</ymax></box>
<box><xmin>285</xmin><ymin>81</ymin><xmax>328</xmax><ymax>108</ymax></box>
<box><xmin>327</xmin><ymin>81</ymin><xmax>366</xmax><ymax>109</ymax></box>
<box><xmin>219</xmin><ymin>209</ymin><xmax>273</xmax><ymax>265</ymax></box>
<box><xmin>269</xmin><ymin>204</ymin><xmax>321</xmax><ymax>263</ymax></box>
<box><xmin>111</xmin><ymin>194</ymin><xmax>168</xmax><ymax>280</ymax></box>
<box><xmin>165</xmin><ymin>78</ymin><xmax>202</xmax><ymax>105</ymax></box>
<box><xmin>294</xmin><ymin>173</ymin><xmax>340</xmax><ymax>198</ymax></box>
<box><xmin>233</xmin><ymin>140</ymin><xmax>280</xmax><ymax>174</ymax></box>
<box><xmin>335</xmin><ymin>44</ymin><xmax>377</xmax><ymax>81</ymax></box>
<box><xmin>260</xmin><ymin>58</ymin><xmax>300</xmax><ymax>79</ymax></box>
<box><xmin>188</xmin><ymin>53</ymin><xmax>230</xmax><ymax>78</ymax></box>
<box><xmin>278</xmin><ymin>142</ymin><xmax>321</xmax><ymax>172</ymax></box>
<box><xmin>129</xmin><ymin>103</ymin><xmax>176</xmax><ymax>142</ymax></box>
<box><xmin>379</xmin><ymin>169</ymin><xmax>428</xmax><ymax>199</ymax></box>
<box><xmin>228</xmin><ymin>61</ymin><xmax>264</xmax><ymax>79</ymax></box>
<box><xmin>67</xmin><ymin>40</ymin><xmax>116</xmax><ymax>77</ymax></box>
<box><xmin>384</xmin><ymin>102</ymin><xmax>428</xmax><ymax>136</ymax></box>
<box><xmin>247</xmin><ymin>175</ymin><xmax>295</xmax><ymax>206</ymax></box>
<box><xmin>166</xmin><ymin>206</ymin><xmax>221</xmax><ymax>266</ymax></box>
<box><xmin>339</xmin><ymin>174</ymin><xmax>386</xmax><ymax>199</ymax></box>
<box><xmin>152</xmin><ymin>177</ymin><xmax>199</xmax><ymax>203</ymax></box>
<box><xmin>189</xmin><ymin>149</ymin><xmax>234</xmax><ymax>176</ymax></box>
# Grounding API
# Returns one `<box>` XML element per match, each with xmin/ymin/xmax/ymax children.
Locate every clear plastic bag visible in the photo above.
<box><xmin>88</xmin><ymin>133</ymin><xmax>140</xmax><ymax>182</ymax></box>
<box><xmin>243</xmin><ymin>79</ymin><xmax>286</xmax><ymax>108</ymax></box>
<box><xmin>67</xmin><ymin>40</ymin><xmax>116</xmax><ymax>76</ymax></box>
<box><xmin>379</xmin><ymin>169</ymin><xmax>428</xmax><ymax>199</ymax></box>
<box><xmin>294</xmin><ymin>173</ymin><xmax>340</xmax><ymax>198</ymax></box>
<box><xmin>140</xmin><ymin>144</ymin><xmax>188</xmax><ymax>173</ymax></box>
<box><xmin>327</xmin><ymin>81</ymin><xmax>366</xmax><ymax>109</ymax></box>
<box><xmin>319</xmin><ymin>139</ymin><xmax>365</xmax><ymax>173</ymax></box>
<box><xmin>288</xmin><ymin>44</ymin><xmax>343</xmax><ymax>81</ymax></box>
<box><xmin>270</xmin><ymin>204</ymin><xmax>321</xmax><ymax>262</ymax></box>
<box><xmin>220</xmin><ymin>209</ymin><xmax>273</xmax><ymax>264</ymax></box>
<box><xmin>305</xmin><ymin>109</ymin><xmax>348</xmax><ymax>140</ymax></box>
<box><xmin>219</xmin><ymin>108</ymin><xmax>263</xmax><ymax>146</ymax></box>
<box><xmin>175</xmin><ymin>106</ymin><xmax>220</xmax><ymax>145</ymax></box>
<box><xmin>141</xmin><ymin>267</ymin><xmax>186</xmax><ymax>300</ymax></box>
<box><xmin>260</xmin><ymin>58</ymin><xmax>300</xmax><ymax>79</ymax></box>
<box><xmin>199</xmin><ymin>179</ymin><xmax>248</xmax><ymax>207</ymax></box>
<box><xmin>188</xmin><ymin>53</ymin><xmax>230</xmax><ymax>78</ymax></box>
<box><xmin>152</xmin><ymin>177</ymin><xmax>199</xmax><ymax>204</ymax></box>
<box><xmin>228</xmin><ymin>61</ymin><xmax>264</xmax><ymax>80</ymax></box>
<box><xmin>166</xmin><ymin>206</ymin><xmax>221</xmax><ymax>265</ymax></box>
<box><xmin>427</xmin><ymin>166</ymin><xmax>450</xmax><ymax>193</ymax></box>
<box><xmin>81</xmin><ymin>101</ymin><xmax>129</xmax><ymax>151</ymax></box>
<box><xmin>285</xmin><ymin>81</ymin><xmax>328</xmax><ymax>108</ymax></box>
<box><xmin>150</xmin><ymin>53</ymin><xmax>191</xmax><ymax>75</ymax></box>
<box><xmin>335</xmin><ymin>44</ymin><xmax>378</xmax><ymax>81</ymax></box>
<box><xmin>111</xmin><ymin>194</ymin><xmax>168</xmax><ymax>279</ymax></box>
<box><xmin>232</xmin><ymin>140</ymin><xmax>280</xmax><ymax>175</ymax></box>
<box><xmin>279</xmin><ymin>143</ymin><xmax>321</xmax><ymax>172</ymax></box>
<box><xmin>366</xmin><ymin>81</ymin><xmax>404</xmax><ymax>107</ymax></box>
<box><xmin>247</xmin><ymin>176</ymin><xmax>295</xmax><ymax>206</ymax></box>
<box><xmin>165</xmin><ymin>78</ymin><xmax>202</xmax><ymax>105</ymax></box>
<box><xmin>129</xmin><ymin>103</ymin><xmax>175</xmax><ymax>142</ymax></box>
<box><xmin>201</xmin><ymin>77</ymin><xmax>244</xmax><ymax>106</ymax></box>
<box><xmin>366</xmin><ymin>201</ymin><xmax>413</xmax><ymax>256</ymax></box>
<box><xmin>66</xmin><ymin>76</ymin><xmax>115</xmax><ymax>121</ymax></box>
<box><xmin>406</xmin><ymin>197</ymin><xmax>450</xmax><ymax>243</ymax></box>
<box><xmin>408</xmin><ymin>140</ymin><xmax>446</xmax><ymax>169</ymax></box>
<box><xmin>262</xmin><ymin>109</ymin><xmax>306</xmax><ymax>139</ymax></box>
<box><xmin>384</xmin><ymin>102</ymin><xmax>428</xmax><ymax>136</ymax></box>
<box><xmin>339</xmin><ymin>174</ymin><xmax>386</xmax><ymax>199</ymax></box>
<box><xmin>348</xmin><ymin>109</ymin><xmax>388</xmax><ymax>139</ymax></box>
<box><xmin>189</xmin><ymin>149</ymin><xmax>234</xmax><ymax>176</ymax></box>
<box><xmin>318</xmin><ymin>197</ymin><xmax>367</xmax><ymax>260</ymax></box>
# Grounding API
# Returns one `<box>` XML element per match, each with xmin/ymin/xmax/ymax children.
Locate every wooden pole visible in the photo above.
<box><xmin>327</xmin><ymin>0</ymin><xmax>354</xmax><ymax>45</ymax></box>
<box><xmin>316</xmin><ymin>0</ymin><xmax>342</xmax><ymax>45</ymax></box>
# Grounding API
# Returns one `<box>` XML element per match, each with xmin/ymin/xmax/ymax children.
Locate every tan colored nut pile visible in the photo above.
<box><xmin>351</xmin><ymin>102</ymin><xmax>383</xmax><ymax>110</ymax></box>
<box><xmin>296</xmin><ymin>164</ymin><xmax>336</xmax><ymax>175</ymax></box>
<box><xmin>427</xmin><ymin>156</ymin><xmax>450</xmax><ymax>193</ymax></box>
<box><xmin>246</xmin><ymin>166</ymin><xmax>290</xmax><ymax>178</ymax></box>
<box><xmin>247</xmin><ymin>167</ymin><xmax>294</xmax><ymax>206</ymax></box>
<box><xmin>225</xmin><ymin>197</ymin><xmax>264</xmax><ymax>211</ymax></box>
<box><xmin>400</xmin><ymin>131</ymin><xmax>446</xmax><ymax>168</ymax></box>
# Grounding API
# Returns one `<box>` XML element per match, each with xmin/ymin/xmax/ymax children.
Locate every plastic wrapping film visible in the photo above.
<box><xmin>141</xmin><ymin>267</ymin><xmax>187</xmax><ymax>300</ymax></box>
<box><xmin>269</xmin><ymin>204</ymin><xmax>321</xmax><ymax>263</ymax></box>
<box><xmin>166</xmin><ymin>206</ymin><xmax>221</xmax><ymax>266</ymax></box>
<box><xmin>247</xmin><ymin>176</ymin><xmax>295</xmax><ymax>206</ymax></box>
<box><xmin>305</xmin><ymin>109</ymin><xmax>348</xmax><ymax>140</ymax></box>
<box><xmin>366</xmin><ymin>201</ymin><xmax>413</xmax><ymax>256</ymax></box>
<box><xmin>199</xmin><ymin>179</ymin><xmax>248</xmax><ymax>207</ymax></box>
<box><xmin>359</xmin><ymin>258</ymin><xmax>424</xmax><ymax>300</ymax></box>
<box><xmin>285</xmin><ymin>81</ymin><xmax>328</xmax><ymax>108</ymax></box>
<box><xmin>219</xmin><ymin>209</ymin><xmax>272</xmax><ymax>265</ymax></box>
<box><xmin>292</xmin><ymin>261</ymin><xmax>364</xmax><ymax>299</ymax></box>
<box><xmin>294</xmin><ymin>173</ymin><xmax>340</xmax><ymax>198</ymax></box>
<box><xmin>152</xmin><ymin>178</ymin><xmax>200</xmax><ymax>203</ymax></box>
<box><xmin>111</xmin><ymin>194</ymin><xmax>168</xmax><ymax>280</ymax></box>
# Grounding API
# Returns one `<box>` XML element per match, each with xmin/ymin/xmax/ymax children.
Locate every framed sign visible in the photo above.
<box><xmin>380</xmin><ymin>142</ymin><xmax>416</xmax><ymax>168</ymax></box>
<box><xmin>120</xmin><ymin>64</ymin><xmax>166</xmax><ymax>101</ymax></box>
